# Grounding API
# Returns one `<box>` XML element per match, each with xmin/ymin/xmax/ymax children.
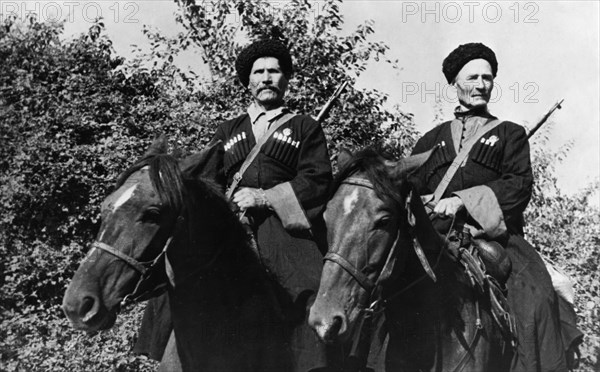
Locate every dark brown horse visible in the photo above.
<box><xmin>62</xmin><ymin>140</ymin><xmax>292</xmax><ymax>372</ymax></box>
<box><xmin>309</xmin><ymin>148</ymin><xmax>512</xmax><ymax>371</ymax></box>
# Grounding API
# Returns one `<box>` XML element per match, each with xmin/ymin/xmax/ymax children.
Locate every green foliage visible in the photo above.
<box><xmin>525</xmin><ymin>125</ymin><xmax>600</xmax><ymax>369</ymax></box>
<box><xmin>173</xmin><ymin>0</ymin><xmax>418</xmax><ymax>159</ymax></box>
<box><xmin>0</xmin><ymin>18</ymin><xmax>210</xmax><ymax>371</ymax></box>
<box><xmin>0</xmin><ymin>302</ymin><xmax>157</xmax><ymax>371</ymax></box>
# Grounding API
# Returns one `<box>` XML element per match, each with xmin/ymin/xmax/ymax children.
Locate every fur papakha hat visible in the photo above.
<box><xmin>442</xmin><ymin>42</ymin><xmax>498</xmax><ymax>83</ymax></box>
<box><xmin>235</xmin><ymin>39</ymin><xmax>293</xmax><ymax>87</ymax></box>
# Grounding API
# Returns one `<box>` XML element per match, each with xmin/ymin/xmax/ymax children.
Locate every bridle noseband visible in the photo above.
<box><xmin>324</xmin><ymin>176</ymin><xmax>444</xmax><ymax>311</ymax></box>
<box><xmin>92</xmin><ymin>216</ymin><xmax>183</xmax><ymax>307</ymax></box>
<box><xmin>323</xmin><ymin>177</ymin><xmax>403</xmax><ymax>314</ymax></box>
<box><xmin>92</xmin><ymin>241</ymin><xmax>158</xmax><ymax>275</ymax></box>
<box><xmin>324</xmin><ymin>252</ymin><xmax>376</xmax><ymax>294</ymax></box>
<box><xmin>323</xmin><ymin>178</ymin><xmax>383</xmax><ymax>294</ymax></box>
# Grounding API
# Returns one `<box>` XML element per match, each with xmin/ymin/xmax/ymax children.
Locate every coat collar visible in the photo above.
<box><xmin>454</xmin><ymin>105</ymin><xmax>495</xmax><ymax>120</ymax></box>
<box><xmin>247</xmin><ymin>103</ymin><xmax>289</xmax><ymax>124</ymax></box>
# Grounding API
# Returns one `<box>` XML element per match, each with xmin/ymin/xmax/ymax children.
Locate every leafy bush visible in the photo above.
<box><xmin>0</xmin><ymin>17</ymin><xmax>212</xmax><ymax>371</ymax></box>
<box><xmin>525</xmin><ymin>127</ymin><xmax>600</xmax><ymax>369</ymax></box>
<box><xmin>0</xmin><ymin>302</ymin><xmax>156</xmax><ymax>372</ymax></box>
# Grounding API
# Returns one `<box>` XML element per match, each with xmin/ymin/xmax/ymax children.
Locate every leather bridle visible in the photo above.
<box><xmin>322</xmin><ymin>176</ymin><xmax>406</xmax><ymax>362</ymax></box>
<box><xmin>324</xmin><ymin>176</ymin><xmax>446</xmax><ymax>309</ymax></box>
<box><xmin>323</xmin><ymin>177</ymin><xmax>404</xmax><ymax>314</ymax></box>
<box><xmin>322</xmin><ymin>176</ymin><xmax>449</xmax><ymax>361</ymax></box>
<box><xmin>92</xmin><ymin>216</ymin><xmax>184</xmax><ymax>307</ymax></box>
<box><xmin>324</xmin><ymin>176</ymin><xmax>490</xmax><ymax>372</ymax></box>
<box><xmin>323</xmin><ymin>178</ymin><xmax>383</xmax><ymax>293</ymax></box>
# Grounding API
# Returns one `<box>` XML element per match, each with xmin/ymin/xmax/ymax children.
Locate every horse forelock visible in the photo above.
<box><xmin>335</xmin><ymin>147</ymin><xmax>406</xmax><ymax>207</ymax></box>
<box><xmin>115</xmin><ymin>152</ymin><xmax>243</xmax><ymax>235</ymax></box>
<box><xmin>115</xmin><ymin>155</ymin><xmax>183</xmax><ymax>211</ymax></box>
<box><xmin>146</xmin><ymin>155</ymin><xmax>185</xmax><ymax>212</ymax></box>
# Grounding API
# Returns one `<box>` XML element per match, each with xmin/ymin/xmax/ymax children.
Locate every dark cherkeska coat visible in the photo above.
<box><xmin>412</xmin><ymin>115</ymin><xmax>531</xmax><ymax>235</ymax></box>
<box><xmin>411</xmin><ymin>114</ymin><xmax>569</xmax><ymax>372</ymax></box>
<box><xmin>214</xmin><ymin>112</ymin><xmax>336</xmax><ymax>372</ymax></box>
<box><xmin>215</xmin><ymin>113</ymin><xmax>333</xmax><ymax>226</ymax></box>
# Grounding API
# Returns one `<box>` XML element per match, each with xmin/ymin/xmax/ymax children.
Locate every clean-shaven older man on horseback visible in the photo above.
<box><xmin>410</xmin><ymin>42</ymin><xmax>581</xmax><ymax>372</ymax></box>
<box><xmin>212</xmin><ymin>38</ymin><xmax>339</xmax><ymax>372</ymax></box>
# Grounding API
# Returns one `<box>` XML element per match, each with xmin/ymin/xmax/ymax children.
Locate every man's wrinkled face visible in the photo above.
<box><xmin>248</xmin><ymin>57</ymin><xmax>288</xmax><ymax>109</ymax></box>
<box><xmin>454</xmin><ymin>58</ymin><xmax>494</xmax><ymax>109</ymax></box>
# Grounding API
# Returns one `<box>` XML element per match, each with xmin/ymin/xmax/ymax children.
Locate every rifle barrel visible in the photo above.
<box><xmin>527</xmin><ymin>98</ymin><xmax>564</xmax><ymax>139</ymax></box>
<box><xmin>316</xmin><ymin>81</ymin><xmax>349</xmax><ymax>123</ymax></box>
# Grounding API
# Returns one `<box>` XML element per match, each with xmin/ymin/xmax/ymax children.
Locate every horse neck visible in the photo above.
<box><xmin>398</xmin><ymin>230</ymin><xmax>477</xmax><ymax>319</ymax></box>
<box><xmin>171</xmin><ymin>186</ymin><xmax>268</xmax><ymax>291</ymax></box>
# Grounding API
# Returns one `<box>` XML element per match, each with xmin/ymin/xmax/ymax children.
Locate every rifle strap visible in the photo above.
<box><xmin>432</xmin><ymin>119</ymin><xmax>502</xmax><ymax>204</ymax></box>
<box><xmin>225</xmin><ymin>112</ymin><xmax>296</xmax><ymax>200</ymax></box>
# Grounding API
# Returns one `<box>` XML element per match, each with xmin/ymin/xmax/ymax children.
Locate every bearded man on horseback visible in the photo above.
<box><xmin>410</xmin><ymin>42</ymin><xmax>581</xmax><ymax>372</ymax></box>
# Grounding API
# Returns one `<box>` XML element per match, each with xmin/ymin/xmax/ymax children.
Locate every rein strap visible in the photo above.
<box><xmin>406</xmin><ymin>191</ymin><xmax>438</xmax><ymax>282</ymax></box>
<box><xmin>342</xmin><ymin>177</ymin><xmax>374</xmax><ymax>189</ymax></box>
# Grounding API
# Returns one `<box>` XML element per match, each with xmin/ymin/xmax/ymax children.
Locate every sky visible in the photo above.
<box><xmin>3</xmin><ymin>1</ymin><xmax>598</xmax><ymax>201</ymax></box>
<box><xmin>340</xmin><ymin>1</ymin><xmax>599</xmax><ymax>202</ymax></box>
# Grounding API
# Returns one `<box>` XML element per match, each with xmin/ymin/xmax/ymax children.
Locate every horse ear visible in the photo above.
<box><xmin>180</xmin><ymin>140</ymin><xmax>225</xmax><ymax>185</ymax></box>
<box><xmin>393</xmin><ymin>148</ymin><xmax>437</xmax><ymax>178</ymax></box>
<box><xmin>337</xmin><ymin>148</ymin><xmax>353</xmax><ymax>171</ymax></box>
<box><xmin>145</xmin><ymin>135</ymin><xmax>168</xmax><ymax>157</ymax></box>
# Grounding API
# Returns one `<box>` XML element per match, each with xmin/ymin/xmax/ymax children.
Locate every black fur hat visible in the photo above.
<box><xmin>442</xmin><ymin>42</ymin><xmax>498</xmax><ymax>83</ymax></box>
<box><xmin>235</xmin><ymin>39</ymin><xmax>293</xmax><ymax>87</ymax></box>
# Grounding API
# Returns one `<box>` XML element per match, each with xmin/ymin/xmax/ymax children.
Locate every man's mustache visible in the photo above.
<box><xmin>258</xmin><ymin>86</ymin><xmax>280</xmax><ymax>94</ymax></box>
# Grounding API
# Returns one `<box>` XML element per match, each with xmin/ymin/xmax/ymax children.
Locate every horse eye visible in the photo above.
<box><xmin>141</xmin><ymin>207</ymin><xmax>162</xmax><ymax>223</ymax></box>
<box><xmin>374</xmin><ymin>217</ymin><xmax>391</xmax><ymax>229</ymax></box>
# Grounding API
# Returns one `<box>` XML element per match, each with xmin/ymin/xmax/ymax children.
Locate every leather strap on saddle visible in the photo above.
<box><xmin>406</xmin><ymin>189</ymin><xmax>446</xmax><ymax>282</ymax></box>
<box><xmin>446</xmin><ymin>229</ymin><xmax>517</xmax><ymax>345</ymax></box>
<box><xmin>405</xmin><ymin>178</ymin><xmax>517</xmax><ymax>345</ymax></box>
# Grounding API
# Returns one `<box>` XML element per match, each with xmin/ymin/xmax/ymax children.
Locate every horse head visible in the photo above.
<box><xmin>62</xmin><ymin>138</ymin><xmax>224</xmax><ymax>332</ymax></box>
<box><xmin>309</xmin><ymin>147</ymin><xmax>434</xmax><ymax>343</ymax></box>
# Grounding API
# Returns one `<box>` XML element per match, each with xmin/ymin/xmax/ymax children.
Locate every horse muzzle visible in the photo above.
<box><xmin>62</xmin><ymin>290</ymin><xmax>117</xmax><ymax>332</ymax></box>
<box><xmin>308</xmin><ymin>305</ymin><xmax>348</xmax><ymax>344</ymax></box>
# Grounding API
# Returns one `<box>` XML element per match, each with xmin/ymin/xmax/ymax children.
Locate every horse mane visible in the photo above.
<box><xmin>115</xmin><ymin>152</ymin><xmax>266</xmax><ymax>285</ymax></box>
<box><xmin>334</xmin><ymin>147</ymin><xmax>407</xmax><ymax>207</ymax></box>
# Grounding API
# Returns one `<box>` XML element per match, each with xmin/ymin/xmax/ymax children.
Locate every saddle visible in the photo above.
<box><xmin>407</xmin><ymin>188</ymin><xmax>517</xmax><ymax>345</ymax></box>
<box><xmin>445</xmin><ymin>228</ymin><xmax>517</xmax><ymax>345</ymax></box>
<box><xmin>472</xmin><ymin>238</ymin><xmax>511</xmax><ymax>285</ymax></box>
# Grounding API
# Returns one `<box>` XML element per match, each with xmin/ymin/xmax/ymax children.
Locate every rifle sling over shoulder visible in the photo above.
<box><xmin>431</xmin><ymin>119</ymin><xmax>502</xmax><ymax>204</ymax></box>
<box><xmin>225</xmin><ymin>112</ymin><xmax>297</xmax><ymax>200</ymax></box>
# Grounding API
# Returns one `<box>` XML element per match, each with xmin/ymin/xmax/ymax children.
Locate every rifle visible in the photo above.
<box><xmin>316</xmin><ymin>80</ymin><xmax>349</xmax><ymax>123</ymax></box>
<box><xmin>527</xmin><ymin>99</ymin><xmax>564</xmax><ymax>139</ymax></box>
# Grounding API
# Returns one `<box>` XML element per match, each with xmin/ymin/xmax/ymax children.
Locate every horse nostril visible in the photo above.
<box><xmin>323</xmin><ymin>315</ymin><xmax>345</xmax><ymax>342</ymax></box>
<box><xmin>80</xmin><ymin>295</ymin><xmax>99</xmax><ymax>323</ymax></box>
<box><xmin>331</xmin><ymin>315</ymin><xmax>343</xmax><ymax>335</ymax></box>
<box><xmin>80</xmin><ymin>296</ymin><xmax>94</xmax><ymax>313</ymax></box>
